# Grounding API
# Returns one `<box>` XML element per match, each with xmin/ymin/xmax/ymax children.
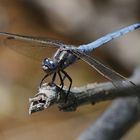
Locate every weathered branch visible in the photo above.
<box><xmin>77</xmin><ymin>68</ymin><xmax>140</xmax><ymax>140</ymax></box>
<box><xmin>28</xmin><ymin>67</ymin><xmax>140</xmax><ymax>140</ymax></box>
<box><xmin>29</xmin><ymin>67</ymin><xmax>140</xmax><ymax>113</ymax></box>
<box><xmin>77</xmin><ymin>97</ymin><xmax>140</xmax><ymax>140</ymax></box>
<box><xmin>64</xmin><ymin>82</ymin><xmax>140</xmax><ymax>111</ymax></box>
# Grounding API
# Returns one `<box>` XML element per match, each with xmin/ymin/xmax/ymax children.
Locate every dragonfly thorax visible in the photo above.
<box><xmin>42</xmin><ymin>58</ymin><xmax>58</xmax><ymax>72</ymax></box>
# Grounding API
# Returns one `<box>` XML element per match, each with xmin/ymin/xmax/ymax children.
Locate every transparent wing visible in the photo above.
<box><xmin>0</xmin><ymin>32</ymin><xmax>65</xmax><ymax>61</ymax></box>
<box><xmin>70</xmin><ymin>49</ymin><xmax>140</xmax><ymax>93</ymax></box>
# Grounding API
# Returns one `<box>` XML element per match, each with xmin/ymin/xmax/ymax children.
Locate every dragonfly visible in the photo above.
<box><xmin>0</xmin><ymin>23</ymin><xmax>140</xmax><ymax>101</ymax></box>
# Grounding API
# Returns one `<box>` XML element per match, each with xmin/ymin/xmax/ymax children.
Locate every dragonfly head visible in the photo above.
<box><xmin>42</xmin><ymin>58</ymin><xmax>58</xmax><ymax>72</ymax></box>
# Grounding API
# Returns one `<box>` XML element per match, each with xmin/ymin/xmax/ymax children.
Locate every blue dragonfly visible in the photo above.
<box><xmin>0</xmin><ymin>23</ymin><xmax>140</xmax><ymax>100</ymax></box>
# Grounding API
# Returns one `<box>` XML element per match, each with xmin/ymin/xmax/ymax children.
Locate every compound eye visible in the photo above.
<box><xmin>42</xmin><ymin>58</ymin><xmax>48</xmax><ymax>66</ymax></box>
<box><xmin>42</xmin><ymin>58</ymin><xmax>57</xmax><ymax>70</ymax></box>
<box><xmin>42</xmin><ymin>59</ymin><xmax>45</xmax><ymax>65</ymax></box>
<box><xmin>49</xmin><ymin>60</ymin><xmax>54</xmax><ymax>64</ymax></box>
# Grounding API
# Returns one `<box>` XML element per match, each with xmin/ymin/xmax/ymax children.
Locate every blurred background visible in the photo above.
<box><xmin>0</xmin><ymin>0</ymin><xmax>140</xmax><ymax>139</ymax></box>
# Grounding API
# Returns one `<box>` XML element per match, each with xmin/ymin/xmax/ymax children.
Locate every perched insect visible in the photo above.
<box><xmin>0</xmin><ymin>23</ymin><xmax>140</xmax><ymax>101</ymax></box>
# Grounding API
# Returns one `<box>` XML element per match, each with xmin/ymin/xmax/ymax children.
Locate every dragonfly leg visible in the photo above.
<box><xmin>40</xmin><ymin>74</ymin><xmax>49</xmax><ymax>87</ymax></box>
<box><xmin>61</xmin><ymin>70</ymin><xmax>72</xmax><ymax>102</ymax></box>
<box><xmin>40</xmin><ymin>72</ymin><xmax>57</xmax><ymax>87</ymax></box>
<box><xmin>51</xmin><ymin>72</ymin><xmax>57</xmax><ymax>83</ymax></box>
<box><xmin>58</xmin><ymin>71</ymin><xmax>64</xmax><ymax>89</ymax></box>
<box><xmin>62</xmin><ymin>75</ymin><xmax>66</xmax><ymax>81</ymax></box>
